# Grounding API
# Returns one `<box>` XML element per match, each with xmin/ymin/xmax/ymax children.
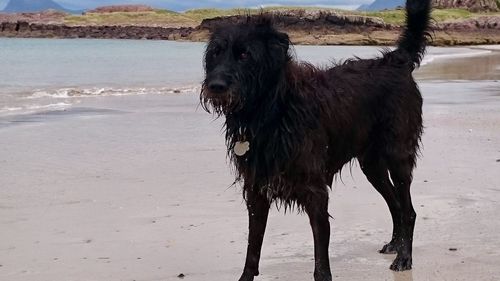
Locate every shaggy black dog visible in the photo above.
<box><xmin>201</xmin><ymin>0</ymin><xmax>431</xmax><ymax>280</ymax></box>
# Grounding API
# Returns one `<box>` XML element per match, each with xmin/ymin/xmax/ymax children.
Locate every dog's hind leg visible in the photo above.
<box><xmin>359</xmin><ymin>154</ymin><xmax>402</xmax><ymax>255</ymax></box>
<box><xmin>387</xmin><ymin>157</ymin><xmax>417</xmax><ymax>271</ymax></box>
<box><xmin>305</xmin><ymin>190</ymin><xmax>332</xmax><ymax>281</ymax></box>
<box><xmin>239</xmin><ymin>189</ymin><xmax>271</xmax><ymax>281</ymax></box>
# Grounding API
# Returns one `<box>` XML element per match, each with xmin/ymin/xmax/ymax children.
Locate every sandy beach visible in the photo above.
<box><xmin>0</xmin><ymin>48</ymin><xmax>499</xmax><ymax>281</ymax></box>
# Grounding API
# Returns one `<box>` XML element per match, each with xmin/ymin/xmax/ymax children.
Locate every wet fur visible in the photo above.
<box><xmin>201</xmin><ymin>1</ymin><xmax>432</xmax><ymax>280</ymax></box>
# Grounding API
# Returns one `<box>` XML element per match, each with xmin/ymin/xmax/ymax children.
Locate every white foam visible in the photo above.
<box><xmin>0</xmin><ymin>102</ymin><xmax>72</xmax><ymax>116</ymax></box>
<box><xmin>0</xmin><ymin>106</ymin><xmax>23</xmax><ymax>112</ymax></box>
<box><xmin>27</xmin><ymin>86</ymin><xmax>199</xmax><ymax>100</ymax></box>
<box><xmin>26</xmin><ymin>102</ymin><xmax>72</xmax><ymax>110</ymax></box>
<box><xmin>2</xmin><ymin>86</ymin><xmax>200</xmax><ymax>118</ymax></box>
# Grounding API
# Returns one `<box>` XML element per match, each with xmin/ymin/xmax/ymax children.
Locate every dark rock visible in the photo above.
<box><xmin>0</xmin><ymin>21</ymin><xmax>195</xmax><ymax>41</ymax></box>
<box><xmin>438</xmin><ymin>16</ymin><xmax>500</xmax><ymax>30</ymax></box>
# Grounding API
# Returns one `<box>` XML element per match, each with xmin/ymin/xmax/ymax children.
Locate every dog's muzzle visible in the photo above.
<box><xmin>207</xmin><ymin>79</ymin><xmax>229</xmax><ymax>94</ymax></box>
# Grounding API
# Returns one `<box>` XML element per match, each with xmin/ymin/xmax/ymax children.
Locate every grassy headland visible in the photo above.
<box><xmin>1</xmin><ymin>6</ymin><xmax>499</xmax><ymax>45</ymax></box>
<box><xmin>63</xmin><ymin>7</ymin><xmax>500</xmax><ymax>27</ymax></box>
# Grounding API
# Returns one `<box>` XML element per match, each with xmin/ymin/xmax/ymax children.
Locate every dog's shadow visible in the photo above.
<box><xmin>392</xmin><ymin>270</ymin><xmax>414</xmax><ymax>281</ymax></box>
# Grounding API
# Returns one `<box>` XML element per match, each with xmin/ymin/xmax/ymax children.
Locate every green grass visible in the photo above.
<box><xmin>182</xmin><ymin>6</ymin><xmax>497</xmax><ymax>26</ymax></box>
<box><xmin>358</xmin><ymin>8</ymin><xmax>476</xmax><ymax>25</ymax></box>
<box><xmin>183</xmin><ymin>7</ymin><xmax>352</xmax><ymax>22</ymax></box>
<box><xmin>64</xmin><ymin>10</ymin><xmax>197</xmax><ymax>26</ymax></box>
<box><xmin>360</xmin><ymin>10</ymin><xmax>406</xmax><ymax>25</ymax></box>
<box><xmin>183</xmin><ymin>8</ymin><xmax>252</xmax><ymax>21</ymax></box>
<box><xmin>63</xmin><ymin>7</ymin><xmax>500</xmax><ymax>27</ymax></box>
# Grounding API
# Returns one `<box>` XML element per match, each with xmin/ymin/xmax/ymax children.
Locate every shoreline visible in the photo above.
<box><xmin>1</xmin><ymin>10</ymin><xmax>500</xmax><ymax>46</ymax></box>
<box><xmin>1</xmin><ymin>24</ymin><xmax>499</xmax><ymax>46</ymax></box>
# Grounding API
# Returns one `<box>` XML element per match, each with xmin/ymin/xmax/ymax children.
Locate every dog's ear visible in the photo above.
<box><xmin>269</xmin><ymin>31</ymin><xmax>290</xmax><ymax>59</ymax></box>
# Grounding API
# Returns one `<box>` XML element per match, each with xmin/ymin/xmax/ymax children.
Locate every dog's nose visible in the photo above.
<box><xmin>208</xmin><ymin>80</ymin><xmax>228</xmax><ymax>94</ymax></box>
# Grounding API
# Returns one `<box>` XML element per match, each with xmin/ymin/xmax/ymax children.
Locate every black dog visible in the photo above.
<box><xmin>201</xmin><ymin>0</ymin><xmax>431</xmax><ymax>280</ymax></box>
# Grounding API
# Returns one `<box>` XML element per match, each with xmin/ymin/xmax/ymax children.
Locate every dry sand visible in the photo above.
<box><xmin>0</xmin><ymin>49</ymin><xmax>500</xmax><ymax>281</ymax></box>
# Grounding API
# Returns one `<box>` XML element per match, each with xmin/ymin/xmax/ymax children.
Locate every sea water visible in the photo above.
<box><xmin>0</xmin><ymin>37</ymin><xmax>492</xmax><ymax>116</ymax></box>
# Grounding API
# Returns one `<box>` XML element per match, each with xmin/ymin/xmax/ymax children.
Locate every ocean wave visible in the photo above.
<box><xmin>474</xmin><ymin>45</ymin><xmax>500</xmax><ymax>51</ymax></box>
<box><xmin>26</xmin><ymin>86</ymin><xmax>199</xmax><ymax>100</ymax></box>
<box><xmin>421</xmin><ymin>50</ymin><xmax>492</xmax><ymax>66</ymax></box>
<box><xmin>0</xmin><ymin>102</ymin><xmax>72</xmax><ymax>115</ymax></box>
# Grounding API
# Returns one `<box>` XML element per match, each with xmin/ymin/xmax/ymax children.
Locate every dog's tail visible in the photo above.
<box><xmin>396</xmin><ymin>0</ymin><xmax>432</xmax><ymax>68</ymax></box>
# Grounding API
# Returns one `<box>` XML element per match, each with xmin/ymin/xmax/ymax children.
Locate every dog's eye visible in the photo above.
<box><xmin>212</xmin><ymin>47</ymin><xmax>221</xmax><ymax>58</ymax></box>
<box><xmin>239</xmin><ymin>51</ymin><xmax>250</xmax><ymax>61</ymax></box>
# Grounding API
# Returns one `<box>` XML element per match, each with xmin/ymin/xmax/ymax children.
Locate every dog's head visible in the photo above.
<box><xmin>201</xmin><ymin>15</ymin><xmax>291</xmax><ymax>115</ymax></box>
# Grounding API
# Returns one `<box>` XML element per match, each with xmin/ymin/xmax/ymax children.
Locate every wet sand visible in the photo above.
<box><xmin>416</xmin><ymin>47</ymin><xmax>500</xmax><ymax>81</ymax></box>
<box><xmin>0</xmin><ymin>51</ymin><xmax>500</xmax><ymax>281</ymax></box>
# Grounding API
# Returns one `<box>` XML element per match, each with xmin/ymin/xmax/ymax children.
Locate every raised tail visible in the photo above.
<box><xmin>397</xmin><ymin>0</ymin><xmax>432</xmax><ymax>68</ymax></box>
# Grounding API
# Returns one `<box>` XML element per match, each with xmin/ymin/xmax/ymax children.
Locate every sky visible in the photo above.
<box><xmin>0</xmin><ymin>0</ymin><xmax>376</xmax><ymax>12</ymax></box>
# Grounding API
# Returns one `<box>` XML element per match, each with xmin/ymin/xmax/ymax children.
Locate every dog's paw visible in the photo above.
<box><xmin>238</xmin><ymin>271</ymin><xmax>257</xmax><ymax>281</ymax></box>
<box><xmin>238</xmin><ymin>274</ymin><xmax>254</xmax><ymax>281</ymax></box>
<box><xmin>314</xmin><ymin>271</ymin><xmax>332</xmax><ymax>281</ymax></box>
<box><xmin>379</xmin><ymin>241</ymin><xmax>398</xmax><ymax>254</ymax></box>
<box><xmin>390</xmin><ymin>255</ymin><xmax>412</xmax><ymax>271</ymax></box>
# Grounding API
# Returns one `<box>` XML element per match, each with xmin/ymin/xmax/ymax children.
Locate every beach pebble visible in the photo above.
<box><xmin>178</xmin><ymin>273</ymin><xmax>185</xmax><ymax>278</ymax></box>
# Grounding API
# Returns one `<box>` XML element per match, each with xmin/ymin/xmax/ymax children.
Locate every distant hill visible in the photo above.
<box><xmin>2</xmin><ymin>0</ymin><xmax>79</xmax><ymax>13</ymax></box>
<box><xmin>358</xmin><ymin>0</ymin><xmax>405</xmax><ymax>11</ymax></box>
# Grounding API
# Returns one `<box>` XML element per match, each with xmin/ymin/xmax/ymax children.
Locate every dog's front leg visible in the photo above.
<box><xmin>305</xmin><ymin>192</ymin><xmax>332</xmax><ymax>281</ymax></box>
<box><xmin>239</xmin><ymin>188</ymin><xmax>270</xmax><ymax>281</ymax></box>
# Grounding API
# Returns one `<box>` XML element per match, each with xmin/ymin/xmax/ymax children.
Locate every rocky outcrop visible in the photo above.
<box><xmin>0</xmin><ymin>21</ymin><xmax>194</xmax><ymax>40</ymax></box>
<box><xmin>200</xmin><ymin>10</ymin><xmax>389</xmax><ymax>30</ymax></box>
<box><xmin>438</xmin><ymin>15</ymin><xmax>500</xmax><ymax>29</ymax></box>
<box><xmin>198</xmin><ymin>11</ymin><xmax>397</xmax><ymax>45</ymax></box>
<box><xmin>86</xmin><ymin>5</ymin><xmax>155</xmax><ymax>14</ymax></box>
<box><xmin>0</xmin><ymin>10</ymin><xmax>67</xmax><ymax>24</ymax></box>
<box><xmin>432</xmin><ymin>0</ymin><xmax>499</xmax><ymax>12</ymax></box>
<box><xmin>0</xmin><ymin>11</ymin><xmax>394</xmax><ymax>44</ymax></box>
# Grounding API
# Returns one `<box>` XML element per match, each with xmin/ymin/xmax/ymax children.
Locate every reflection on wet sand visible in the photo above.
<box><xmin>416</xmin><ymin>50</ymin><xmax>500</xmax><ymax>81</ymax></box>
